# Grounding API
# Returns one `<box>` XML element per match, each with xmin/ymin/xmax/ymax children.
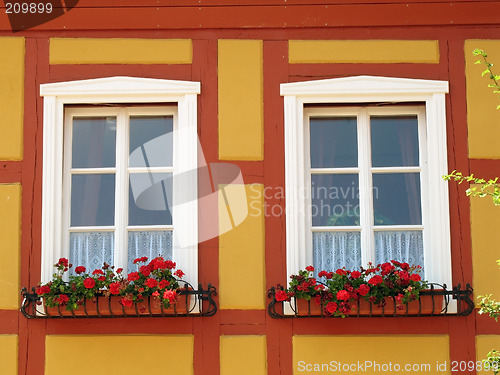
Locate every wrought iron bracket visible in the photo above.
<box><xmin>21</xmin><ymin>281</ymin><xmax>217</xmax><ymax>319</ymax></box>
<box><xmin>267</xmin><ymin>283</ymin><xmax>474</xmax><ymax>318</ymax></box>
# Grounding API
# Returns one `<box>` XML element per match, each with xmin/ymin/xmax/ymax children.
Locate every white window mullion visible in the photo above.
<box><xmin>61</xmin><ymin>110</ymin><xmax>74</xmax><ymax>263</ymax></box>
<box><xmin>114</xmin><ymin>108</ymin><xmax>129</xmax><ymax>271</ymax></box>
<box><xmin>357</xmin><ymin>109</ymin><xmax>375</xmax><ymax>265</ymax></box>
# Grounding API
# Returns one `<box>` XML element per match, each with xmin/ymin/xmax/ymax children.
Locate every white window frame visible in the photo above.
<box><xmin>40</xmin><ymin>76</ymin><xmax>200</xmax><ymax>286</ymax></box>
<box><xmin>281</xmin><ymin>75</ymin><xmax>451</xmax><ymax>287</ymax></box>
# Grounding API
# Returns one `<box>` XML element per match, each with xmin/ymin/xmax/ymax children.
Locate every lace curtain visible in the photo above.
<box><xmin>69</xmin><ymin>230</ymin><xmax>173</xmax><ymax>273</ymax></box>
<box><xmin>70</xmin><ymin>232</ymin><xmax>114</xmax><ymax>272</ymax></box>
<box><xmin>374</xmin><ymin>230</ymin><xmax>424</xmax><ymax>278</ymax></box>
<box><xmin>313</xmin><ymin>230</ymin><xmax>424</xmax><ymax>277</ymax></box>
<box><xmin>127</xmin><ymin>230</ymin><xmax>173</xmax><ymax>271</ymax></box>
<box><xmin>313</xmin><ymin>231</ymin><xmax>361</xmax><ymax>272</ymax></box>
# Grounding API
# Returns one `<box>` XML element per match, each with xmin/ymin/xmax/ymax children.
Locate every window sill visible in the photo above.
<box><xmin>21</xmin><ymin>282</ymin><xmax>217</xmax><ymax>319</ymax></box>
<box><xmin>267</xmin><ymin>283</ymin><xmax>474</xmax><ymax>318</ymax></box>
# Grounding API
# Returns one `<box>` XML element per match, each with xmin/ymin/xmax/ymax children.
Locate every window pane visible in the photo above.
<box><xmin>311</xmin><ymin>174</ymin><xmax>359</xmax><ymax>226</ymax></box>
<box><xmin>310</xmin><ymin>117</ymin><xmax>358</xmax><ymax>168</ymax></box>
<box><xmin>371</xmin><ymin>115</ymin><xmax>419</xmax><ymax>167</ymax></box>
<box><xmin>127</xmin><ymin>230</ymin><xmax>173</xmax><ymax>272</ymax></box>
<box><xmin>313</xmin><ymin>231</ymin><xmax>361</xmax><ymax>272</ymax></box>
<box><xmin>72</xmin><ymin>117</ymin><xmax>116</xmax><ymax>168</ymax></box>
<box><xmin>69</xmin><ymin>232</ymin><xmax>114</xmax><ymax>273</ymax></box>
<box><xmin>374</xmin><ymin>230</ymin><xmax>424</xmax><ymax>278</ymax></box>
<box><xmin>372</xmin><ymin>173</ymin><xmax>421</xmax><ymax>225</ymax></box>
<box><xmin>129</xmin><ymin>116</ymin><xmax>173</xmax><ymax>168</ymax></box>
<box><xmin>129</xmin><ymin>173</ymin><xmax>172</xmax><ymax>225</ymax></box>
<box><xmin>71</xmin><ymin>174</ymin><xmax>115</xmax><ymax>226</ymax></box>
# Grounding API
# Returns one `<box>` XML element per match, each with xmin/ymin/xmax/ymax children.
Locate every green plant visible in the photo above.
<box><xmin>473</xmin><ymin>49</ymin><xmax>500</xmax><ymax>109</ymax></box>
<box><xmin>443</xmin><ymin>170</ymin><xmax>500</xmax><ymax>206</ymax></box>
<box><xmin>483</xmin><ymin>350</ymin><xmax>500</xmax><ymax>375</ymax></box>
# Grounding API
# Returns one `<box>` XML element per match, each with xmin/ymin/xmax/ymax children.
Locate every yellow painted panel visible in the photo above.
<box><xmin>219</xmin><ymin>184</ymin><xmax>265</xmax><ymax>309</ymax></box>
<box><xmin>0</xmin><ymin>37</ymin><xmax>24</xmax><ymax>160</ymax></box>
<box><xmin>46</xmin><ymin>335</ymin><xmax>193</xmax><ymax>375</ymax></box>
<box><xmin>0</xmin><ymin>184</ymin><xmax>21</xmax><ymax>310</ymax></box>
<box><xmin>0</xmin><ymin>335</ymin><xmax>17</xmax><ymax>375</ymax></box>
<box><xmin>465</xmin><ymin>40</ymin><xmax>500</xmax><ymax>158</ymax></box>
<box><xmin>218</xmin><ymin>39</ymin><xmax>263</xmax><ymax>160</ymax></box>
<box><xmin>289</xmin><ymin>40</ymin><xmax>440</xmax><ymax>64</ymax></box>
<box><xmin>470</xmin><ymin>194</ymin><xmax>500</xmax><ymax>302</ymax></box>
<box><xmin>477</xmin><ymin>335</ymin><xmax>500</xmax><ymax>365</ymax></box>
<box><xmin>221</xmin><ymin>336</ymin><xmax>267</xmax><ymax>375</ymax></box>
<box><xmin>50</xmin><ymin>38</ymin><xmax>192</xmax><ymax>64</ymax></box>
<box><xmin>293</xmin><ymin>335</ymin><xmax>449</xmax><ymax>375</ymax></box>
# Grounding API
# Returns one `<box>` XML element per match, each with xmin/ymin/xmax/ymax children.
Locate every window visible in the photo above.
<box><xmin>40</xmin><ymin>77</ymin><xmax>200</xmax><ymax>286</ymax></box>
<box><xmin>282</xmin><ymin>76</ymin><xmax>451</xmax><ymax>287</ymax></box>
<box><xmin>64</xmin><ymin>106</ymin><xmax>177</xmax><ymax>273</ymax></box>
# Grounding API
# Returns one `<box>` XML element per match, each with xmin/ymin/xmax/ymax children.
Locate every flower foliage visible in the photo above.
<box><xmin>36</xmin><ymin>257</ymin><xmax>184</xmax><ymax>312</ymax></box>
<box><xmin>275</xmin><ymin>260</ymin><xmax>427</xmax><ymax>317</ymax></box>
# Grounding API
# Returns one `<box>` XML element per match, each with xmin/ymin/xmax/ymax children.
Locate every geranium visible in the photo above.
<box><xmin>145</xmin><ymin>278</ymin><xmax>158</xmax><ymax>288</ymax></box>
<box><xmin>75</xmin><ymin>266</ymin><xmax>86</xmax><ymax>275</ymax></box>
<box><xmin>35</xmin><ymin>255</ymin><xmax>187</xmax><ymax>313</ymax></box>
<box><xmin>56</xmin><ymin>294</ymin><xmax>69</xmax><ymax>305</ymax></box>
<box><xmin>358</xmin><ymin>284</ymin><xmax>370</xmax><ymax>296</ymax></box>
<box><xmin>127</xmin><ymin>272</ymin><xmax>140</xmax><ymax>281</ymax></box>
<box><xmin>368</xmin><ymin>275</ymin><xmax>383</xmax><ymax>286</ymax></box>
<box><xmin>83</xmin><ymin>278</ymin><xmax>95</xmax><ymax>289</ymax></box>
<box><xmin>336</xmin><ymin>290</ymin><xmax>350</xmax><ymax>301</ymax></box>
<box><xmin>351</xmin><ymin>271</ymin><xmax>362</xmax><ymax>279</ymax></box>
<box><xmin>174</xmin><ymin>269</ymin><xmax>185</xmax><ymax>278</ymax></box>
<box><xmin>109</xmin><ymin>282</ymin><xmax>121</xmax><ymax>295</ymax></box>
<box><xmin>139</xmin><ymin>265</ymin><xmax>151</xmax><ymax>277</ymax></box>
<box><xmin>326</xmin><ymin>301</ymin><xmax>338</xmax><ymax>314</ymax></box>
<box><xmin>275</xmin><ymin>289</ymin><xmax>289</xmax><ymax>302</ymax></box>
<box><xmin>277</xmin><ymin>260</ymin><xmax>429</xmax><ymax>317</ymax></box>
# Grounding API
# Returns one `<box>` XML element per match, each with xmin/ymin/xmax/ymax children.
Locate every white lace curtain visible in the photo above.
<box><xmin>69</xmin><ymin>230</ymin><xmax>173</xmax><ymax>274</ymax></box>
<box><xmin>313</xmin><ymin>230</ymin><xmax>424</xmax><ymax>277</ymax></box>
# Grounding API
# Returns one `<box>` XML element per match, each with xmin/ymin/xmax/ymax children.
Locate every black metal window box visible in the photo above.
<box><xmin>21</xmin><ymin>282</ymin><xmax>217</xmax><ymax>319</ymax></box>
<box><xmin>267</xmin><ymin>283</ymin><xmax>474</xmax><ymax>318</ymax></box>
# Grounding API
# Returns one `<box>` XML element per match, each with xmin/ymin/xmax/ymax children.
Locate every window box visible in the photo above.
<box><xmin>268</xmin><ymin>284</ymin><xmax>473</xmax><ymax>318</ymax></box>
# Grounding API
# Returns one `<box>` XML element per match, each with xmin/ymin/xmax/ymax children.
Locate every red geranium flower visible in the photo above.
<box><xmin>410</xmin><ymin>274</ymin><xmax>421</xmax><ymax>282</ymax></box>
<box><xmin>121</xmin><ymin>297</ymin><xmax>133</xmax><ymax>307</ymax></box>
<box><xmin>75</xmin><ymin>266</ymin><xmax>86</xmax><ymax>275</ymax></box>
<box><xmin>83</xmin><ymin>277</ymin><xmax>95</xmax><ymax>289</ymax></box>
<box><xmin>336</xmin><ymin>290</ymin><xmax>350</xmax><ymax>301</ymax></box>
<box><xmin>174</xmin><ymin>269</ymin><xmax>185</xmax><ymax>278</ymax></box>
<box><xmin>139</xmin><ymin>265</ymin><xmax>151</xmax><ymax>277</ymax></box>
<box><xmin>109</xmin><ymin>282</ymin><xmax>121</xmax><ymax>295</ymax></box>
<box><xmin>133</xmin><ymin>256</ymin><xmax>148</xmax><ymax>264</ymax></box>
<box><xmin>127</xmin><ymin>272</ymin><xmax>140</xmax><ymax>281</ymax></box>
<box><xmin>326</xmin><ymin>301</ymin><xmax>338</xmax><ymax>314</ymax></box>
<box><xmin>56</xmin><ymin>294</ymin><xmax>69</xmax><ymax>305</ymax></box>
<box><xmin>275</xmin><ymin>290</ymin><xmax>289</xmax><ymax>301</ymax></box>
<box><xmin>158</xmin><ymin>280</ymin><xmax>170</xmax><ymax>289</ymax></box>
<box><xmin>368</xmin><ymin>275</ymin><xmax>383</xmax><ymax>286</ymax></box>
<box><xmin>351</xmin><ymin>271</ymin><xmax>361</xmax><ymax>279</ymax></box>
<box><xmin>92</xmin><ymin>269</ymin><xmax>104</xmax><ymax>276</ymax></box>
<box><xmin>145</xmin><ymin>278</ymin><xmax>158</xmax><ymax>288</ymax></box>
<box><xmin>36</xmin><ymin>285</ymin><xmax>51</xmax><ymax>295</ymax></box>
<box><xmin>163</xmin><ymin>290</ymin><xmax>177</xmax><ymax>303</ymax></box>
<box><xmin>305</xmin><ymin>265</ymin><xmax>314</xmax><ymax>272</ymax></box>
<box><xmin>336</xmin><ymin>269</ymin><xmax>347</xmax><ymax>276</ymax></box>
<box><xmin>358</xmin><ymin>284</ymin><xmax>370</xmax><ymax>296</ymax></box>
